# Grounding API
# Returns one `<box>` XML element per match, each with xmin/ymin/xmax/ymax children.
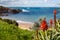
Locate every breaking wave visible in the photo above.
<box><xmin>22</xmin><ymin>9</ymin><xmax>29</xmax><ymax>12</ymax></box>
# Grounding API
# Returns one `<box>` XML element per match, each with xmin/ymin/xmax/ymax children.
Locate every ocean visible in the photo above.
<box><xmin>1</xmin><ymin>7</ymin><xmax>60</xmax><ymax>22</ymax></box>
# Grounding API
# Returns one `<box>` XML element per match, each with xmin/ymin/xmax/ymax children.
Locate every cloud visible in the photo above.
<box><xmin>0</xmin><ymin>0</ymin><xmax>15</xmax><ymax>2</ymax></box>
<box><xmin>0</xmin><ymin>0</ymin><xmax>60</xmax><ymax>7</ymax></box>
<box><xmin>44</xmin><ymin>0</ymin><xmax>48</xmax><ymax>2</ymax></box>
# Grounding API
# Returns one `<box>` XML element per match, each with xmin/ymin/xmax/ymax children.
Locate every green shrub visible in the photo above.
<box><xmin>0</xmin><ymin>20</ymin><xmax>33</xmax><ymax>40</ymax></box>
<box><xmin>0</xmin><ymin>18</ymin><xmax>18</xmax><ymax>26</ymax></box>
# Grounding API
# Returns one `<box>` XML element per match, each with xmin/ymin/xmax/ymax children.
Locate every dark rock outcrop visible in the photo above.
<box><xmin>11</xmin><ymin>9</ymin><xmax>22</xmax><ymax>14</ymax></box>
<box><xmin>0</xmin><ymin>6</ymin><xmax>22</xmax><ymax>14</ymax></box>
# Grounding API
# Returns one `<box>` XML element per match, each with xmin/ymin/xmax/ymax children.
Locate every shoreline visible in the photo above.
<box><xmin>17</xmin><ymin>20</ymin><xmax>34</xmax><ymax>24</ymax></box>
<box><xmin>17</xmin><ymin>20</ymin><xmax>34</xmax><ymax>30</ymax></box>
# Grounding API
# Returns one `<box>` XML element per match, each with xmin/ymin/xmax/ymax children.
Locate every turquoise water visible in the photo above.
<box><xmin>1</xmin><ymin>7</ymin><xmax>60</xmax><ymax>22</ymax></box>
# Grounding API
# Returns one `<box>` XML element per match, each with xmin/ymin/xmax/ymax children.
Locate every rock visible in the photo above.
<box><xmin>0</xmin><ymin>6</ymin><xmax>22</xmax><ymax>14</ymax></box>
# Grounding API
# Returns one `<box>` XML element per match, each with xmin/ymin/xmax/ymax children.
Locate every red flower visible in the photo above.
<box><xmin>40</xmin><ymin>19</ymin><xmax>48</xmax><ymax>31</ymax></box>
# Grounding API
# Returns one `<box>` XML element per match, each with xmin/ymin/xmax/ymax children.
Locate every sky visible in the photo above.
<box><xmin>0</xmin><ymin>0</ymin><xmax>60</xmax><ymax>7</ymax></box>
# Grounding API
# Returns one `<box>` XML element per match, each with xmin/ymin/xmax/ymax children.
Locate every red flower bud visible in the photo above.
<box><xmin>54</xmin><ymin>10</ymin><xmax>57</xmax><ymax>15</ymax></box>
<box><xmin>49</xmin><ymin>19</ymin><xmax>53</xmax><ymax>25</ymax></box>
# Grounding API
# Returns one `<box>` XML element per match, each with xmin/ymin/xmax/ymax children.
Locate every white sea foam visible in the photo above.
<box><xmin>22</xmin><ymin>9</ymin><xmax>29</xmax><ymax>12</ymax></box>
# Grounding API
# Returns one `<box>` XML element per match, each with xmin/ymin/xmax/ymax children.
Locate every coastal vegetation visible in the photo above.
<box><xmin>0</xmin><ymin>18</ymin><xmax>18</xmax><ymax>26</ymax></box>
<box><xmin>0</xmin><ymin>19</ymin><xmax>34</xmax><ymax>40</ymax></box>
<box><xmin>0</xmin><ymin>18</ymin><xmax>60</xmax><ymax>40</ymax></box>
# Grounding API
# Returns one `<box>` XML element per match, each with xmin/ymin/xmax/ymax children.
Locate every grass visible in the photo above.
<box><xmin>0</xmin><ymin>20</ymin><xmax>34</xmax><ymax>40</ymax></box>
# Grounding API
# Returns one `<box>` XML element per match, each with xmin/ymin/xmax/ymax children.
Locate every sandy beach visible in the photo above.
<box><xmin>17</xmin><ymin>21</ymin><xmax>34</xmax><ymax>30</ymax></box>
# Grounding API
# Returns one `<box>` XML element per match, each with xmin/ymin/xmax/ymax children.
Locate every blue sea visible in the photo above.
<box><xmin>1</xmin><ymin>7</ymin><xmax>60</xmax><ymax>22</ymax></box>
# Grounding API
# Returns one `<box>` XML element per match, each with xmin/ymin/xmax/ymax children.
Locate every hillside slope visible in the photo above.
<box><xmin>0</xmin><ymin>20</ymin><xmax>33</xmax><ymax>40</ymax></box>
